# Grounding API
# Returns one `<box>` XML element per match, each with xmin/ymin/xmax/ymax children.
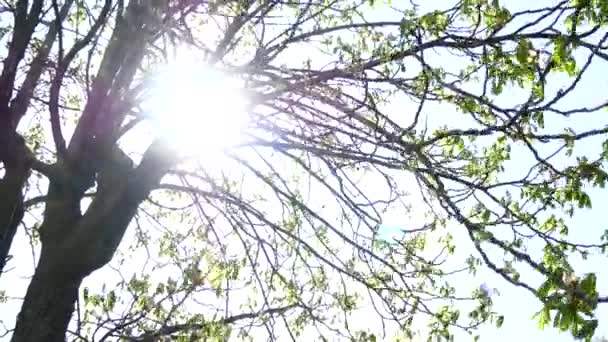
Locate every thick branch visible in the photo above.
<box><xmin>48</xmin><ymin>0</ymin><xmax>113</xmax><ymax>157</ymax></box>
<box><xmin>60</xmin><ymin>140</ymin><xmax>181</xmax><ymax>274</ymax></box>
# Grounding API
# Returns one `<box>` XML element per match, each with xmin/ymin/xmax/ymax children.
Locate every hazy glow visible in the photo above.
<box><xmin>145</xmin><ymin>55</ymin><xmax>249</xmax><ymax>158</ymax></box>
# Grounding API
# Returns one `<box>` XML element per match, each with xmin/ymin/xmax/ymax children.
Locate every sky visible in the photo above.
<box><xmin>373</xmin><ymin>0</ymin><xmax>608</xmax><ymax>340</ymax></box>
<box><xmin>2</xmin><ymin>0</ymin><xmax>608</xmax><ymax>341</ymax></box>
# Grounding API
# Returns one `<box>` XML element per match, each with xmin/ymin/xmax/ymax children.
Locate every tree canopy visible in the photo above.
<box><xmin>1</xmin><ymin>0</ymin><xmax>608</xmax><ymax>341</ymax></box>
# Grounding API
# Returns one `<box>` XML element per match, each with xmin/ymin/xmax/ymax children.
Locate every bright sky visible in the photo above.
<box><xmin>396</xmin><ymin>101</ymin><xmax>608</xmax><ymax>341</ymax></box>
<box><xmin>1</xmin><ymin>0</ymin><xmax>608</xmax><ymax>341</ymax></box>
<box><xmin>375</xmin><ymin>0</ymin><xmax>608</xmax><ymax>340</ymax></box>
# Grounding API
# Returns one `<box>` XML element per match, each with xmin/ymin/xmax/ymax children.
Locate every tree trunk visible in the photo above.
<box><xmin>10</xmin><ymin>249</ymin><xmax>83</xmax><ymax>342</ymax></box>
<box><xmin>10</xmin><ymin>140</ymin><xmax>177</xmax><ymax>341</ymax></box>
<box><xmin>10</xmin><ymin>178</ymin><xmax>90</xmax><ymax>342</ymax></box>
<box><xmin>0</xmin><ymin>169</ymin><xmax>26</xmax><ymax>274</ymax></box>
<box><xmin>0</xmin><ymin>133</ymin><xmax>30</xmax><ymax>275</ymax></box>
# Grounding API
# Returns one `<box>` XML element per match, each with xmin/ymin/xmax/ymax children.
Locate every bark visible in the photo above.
<box><xmin>11</xmin><ymin>140</ymin><xmax>179</xmax><ymax>342</ymax></box>
<box><xmin>0</xmin><ymin>133</ymin><xmax>31</xmax><ymax>274</ymax></box>
<box><xmin>10</xmin><ymin>250</ymin><xmax>83</xmax><ymax>342</ymax></box>
<box><xmin>0</xmin><ymin>0</ymin><xmax>48</xmax><ymax>274</ymax></box>
<box><xmin>0</xmin><ymin>167</ymin><xmax>27</xmax><ymax>274</ymax></box>
<box><xmin>7</xmin><ymin>1</ymin><xmax>179</xmax><ymax>339</ymax></box>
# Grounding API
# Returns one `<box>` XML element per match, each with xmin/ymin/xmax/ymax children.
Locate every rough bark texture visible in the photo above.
<box><xmin>10</xmin><ymin>176</ymin><xmax>88</xmax><ymax>342</ymax></box>
<box><xmin>3</xmin><ymin>1</ymin><xmax>181</xmax><ymax>340</ymax></box>
<box><xmin>0</xmin><ymin>0</ymin><xmax>47</xmax><ymax>275</ymax></box>
<box><xmin>10</xmin><ymin>251</ymin><xmax>83</xmax><ymax>342</ymax></box>
<box><xmin>0</xmin><ymin>133</ymin><xmax>30</xmax><ymax>274</ymax></box>
<box><xmin>10</xmin><ymin>141</ymin><xmax>178</xmax><ymax>342</ymax></box>
<box><xmin>0</xmin><ymin>170</ymin><xmax>26</xmax><ymax>274</ymax></box>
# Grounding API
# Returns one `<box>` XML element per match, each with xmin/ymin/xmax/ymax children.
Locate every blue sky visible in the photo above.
<box><xmin>377</xmin><ymin>0</ymin><xmax>608</xmax><ymax>340</ymax></box>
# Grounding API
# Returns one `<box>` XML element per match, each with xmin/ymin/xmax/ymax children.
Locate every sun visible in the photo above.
<box><xmin>143</xmin><ymin>53</ymin><xmax>250</xmax><ymax>159</ymax></box>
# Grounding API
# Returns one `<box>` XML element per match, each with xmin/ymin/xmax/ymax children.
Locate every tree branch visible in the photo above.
<box><xmin>128</xmin><ymin>304</ymin><xmax>299</xmax><ymax>341</ymax></box>
<box><xmin>9</xmin><ymin>0</ymin><xmax>74</xmax><ymax>126</ymax></box>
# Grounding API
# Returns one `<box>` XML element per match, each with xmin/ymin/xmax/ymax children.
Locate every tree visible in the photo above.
<box><xmin>1</xmin><ymin>0</ymin><xmax>608</xmax><ymax>341</ymax></box>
